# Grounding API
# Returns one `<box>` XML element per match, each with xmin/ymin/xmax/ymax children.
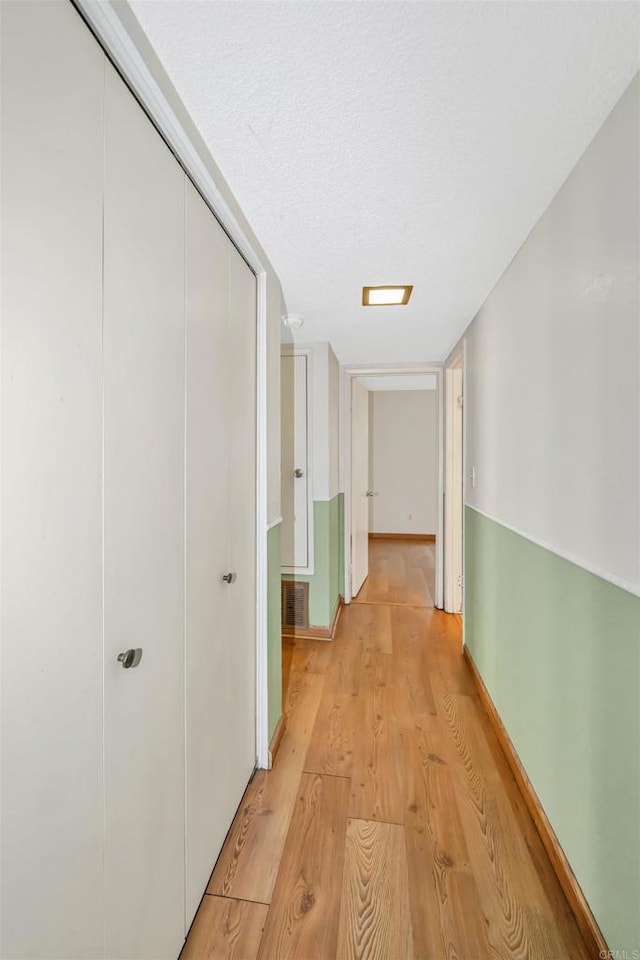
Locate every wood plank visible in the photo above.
<box><xmin>463</xmin><ymin>649</ymin><xmax>596</xmax><ymax>959</ymax></box>
<box><xmin>404</xmin><ymin>559</ymin><xmax>434</xmax><ymax>607</ymax></box>
<box><xmin>337</xmin><ymin>819</ymin><xmax>413</xmax><ymax>960</ymax></box>
<box><xmin>400</xmin><ymin>721</ymin><xmax>495</xmax><ymax>960</ymax></box>
<box><xmin>181</xmin><ymin>896</ymin><xmax>268</xmax><ymax>960</ymax></box>
<box><xmin>427</xmin><ymin>614</ymin><xmax>476</xmax><ymax>698</ymax></box>
<box><xmin>433</xmin><ymin>683</ymin><xmax>532</xmax><ymax>956</ymax></box>
<box><xmin>355</xmin><ymin>538</ymin><xmax>436</xmax><ymax>607</ymax></box>
<box><xmin>208</xmin><ymin>672</ymin><xmax>324</xmax><ymax>904</ymax></box>
<box><xmin>354</xmin><ymin>558</ymin><xmax>390</xmax><ymax>605</ymax></box>
<box><xmin>349</xmin><ymin>653</ymin><xmax>405</xmax><ymax>824</ymax></box>
<box><xmin>329</xmin><ymin>635</ymin><xmax>364</xmax><ymax>698</ymax></box>
<box><xmin>257</xmin><ymin>773</ymin><xmax>350</xmax><ymax>960</ymax></box>
<box><xmin>336</xmin><ymin>602</ymin><xmax>393</xmax><ymax>654</ymax></box>
<box><xmin>356</xmin><ymin>543</ymin><xmax>404</xmax><ymax>606</ymax></box>
<box><xmin>281</xmin><ymin>638</ymin><xmax>294</xmax><ymax>706</ymax></box>
<box><xmin>435</xmin><ymin>683</ymin><xmax>589</xmax><ymax>959</ymax></box>
<box><xmin>391</xmin><ymin>605</ymin><xmax>438</xmax><ymax>724</ymax></box>
<box><xmin>368</xmin><ymin>532</ymin><xmax>435</xmax><ymax>541</ymax></box>
<box><xmin>384</xmin><ymin>548</ymin><xmax>409</xmax><ymax>603</ymax></box>
<box><xmin>304</xmin><ymin>638</ymin><xmax>362</xmax><ymax>777</ymax></box>
<box><xmin>289</xmin><ymin>637</ymin><xmax>334</xmax><ymax>676</ymax></box>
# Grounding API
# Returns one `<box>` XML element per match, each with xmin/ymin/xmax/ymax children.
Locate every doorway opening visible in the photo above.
<box><xmin>343</xmin><ymin>367</ymin><xmax>444</xmax><ymax>608</ymax></box>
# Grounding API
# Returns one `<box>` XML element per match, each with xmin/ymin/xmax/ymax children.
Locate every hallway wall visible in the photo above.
<box><xmin>368</xmin><ymin>389</ymin><xmax>438</xmax><ymax>535</ymax></box>
<box><xmin>461</xmin><ymin>74</ymin><xmax>639</xmax><ymax>953</ymax></box>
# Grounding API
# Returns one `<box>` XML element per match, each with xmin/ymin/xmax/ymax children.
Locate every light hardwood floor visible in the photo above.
<box><xmin>182</xmin><ymin>540</ymin><xmax>590</xmax><ymax>960</ymax></box>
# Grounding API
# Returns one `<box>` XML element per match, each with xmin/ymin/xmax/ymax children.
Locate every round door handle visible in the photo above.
<box><xmin>222</xmin><ymin>572</ymin><xmax>237</xmax><ymax>584</ymax></box>
<box><xmin>117</xmin><ymin>648</ymin><xmax>143</xmax><ymax>669</ymax></box>
<box><xmin>294</xmin><ymin>468</ymin><xmax>304</xmax><ymax>478</ymax></box>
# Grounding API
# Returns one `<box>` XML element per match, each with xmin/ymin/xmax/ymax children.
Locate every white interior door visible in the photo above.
<box><xmin>281</xmin><ymin>354</ymin><xmax>309</xmax><ymax>568</ymax></box>
<box><xmin>184</xmin><ymin>182</ymin><xmax>236</xmax><ymax>925</ymax></box>
<box><xmin>445</xmin><ymin>366</ymin><xmax>464</xmax><ymax>614</ymax></box>
<box><xmin>452</xmin><ymin>368</ymin><xmax>464</xmax><ymax>613</ymax></box>
<box><xmin>1</xmin><ymin>4</ymin><xmax>105</xmax><ymax>956</ymax></box>
<box><xmin>103</xmin><ymin>64</ymin><xmax>186</xmax><ymax>960</ymax></box>
<box><xmin>226</xmin><ymin>246</ymin><xmax>258</xmax><ymax>799</ymax></box>
<box><xmin>351</xmin><ymin>379</ymin><xmax>370</xmax><ymax>596</ymax></box>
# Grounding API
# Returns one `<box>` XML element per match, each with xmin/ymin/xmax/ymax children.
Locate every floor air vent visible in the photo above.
<box><xmin>281</xmin><ymin>580</ymin><xmax>309</xmax><ymax>630</ymax></box>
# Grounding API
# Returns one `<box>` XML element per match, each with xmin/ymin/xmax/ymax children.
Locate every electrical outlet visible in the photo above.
<box><xmin>407</xmin><ymin>512</ymin><xmax>412</xmax><ymax>520</ymax></box>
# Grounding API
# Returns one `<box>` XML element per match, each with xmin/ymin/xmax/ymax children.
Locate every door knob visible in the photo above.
<box><xmin>294</xmin><ymin>468</ymin><xmax>304</xmax><ymax>478</ymax></box>
<box><xmin>365</xmin><ymin>490</ymin><xmax>378</xmax><ymax>498</ymax></box>
<box><xmin>117</xmin><ymin>648</ymin><xmax>143</xmax><ymax>669</ymax></box>
<box><xmin>222</xmin><ymin>572</ymin><xmax>237</xmax><ymax>584</ymax></box>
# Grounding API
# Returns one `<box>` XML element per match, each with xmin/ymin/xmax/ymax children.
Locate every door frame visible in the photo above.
<box><xmin>349</xmin><ymin>377</ymin><xmax>371</xmax><ymax>599</ymax></box>
<box><xmin>444</xmin><ymin>341</ymin><xmax>466</xmax><ymax>618</ymax></box>
<box><xmin>75</xmin><ymin>0</ymin><xmax>271</xmax><ymax>767</ymax></box>
<box><xmin>341</xmin><ymin>363</ymin><xmax>445</xmax><ymax>608</ymax></box>
<box><xmin>280</xmin><ymin>345</ymin><xmax>315</xmax><ymax>575</ymax></box>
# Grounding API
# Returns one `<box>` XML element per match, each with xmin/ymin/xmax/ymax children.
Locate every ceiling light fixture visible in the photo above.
<box><xmin>362</xmin><ymin>285</ymin><xmax>413</xmax><ymax>306</ymax></box>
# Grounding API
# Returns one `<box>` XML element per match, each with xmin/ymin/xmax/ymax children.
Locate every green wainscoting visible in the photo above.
<box><xmin>286</xmin><ymin>492</ymin><xmax>344</xmax><ymax>629</ymax></box>
<box><xmin>267</xmin><ymin>523</ymin><xmax>283</xmax><ymax>741</ymax></box>
<box><xmin>465</xmin><ymin>506</ymin><xmax>640</xmax><ymax>953</ymax></box>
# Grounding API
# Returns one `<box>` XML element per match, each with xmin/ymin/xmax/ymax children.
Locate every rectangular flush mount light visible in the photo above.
<box><xmin>362</xmin><ymin>285</ymin><xmax>413</xmax><ymax>306</ymax></box>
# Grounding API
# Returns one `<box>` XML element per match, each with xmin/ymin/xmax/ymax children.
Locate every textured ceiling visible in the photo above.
<box><xmin>130</xmin><ymin>0</ymin><xmax>639</xmax><ymax>363</ymax></box>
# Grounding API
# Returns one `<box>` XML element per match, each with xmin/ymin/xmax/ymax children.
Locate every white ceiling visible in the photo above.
<box><xmin>130</xmin><ymin>1</ymin><xmax>639</xmax><ymax>364</ymax></box>
<box><xmin>359</xmin><ymin>375</ymin><xmax>437</xmax><ymax>392</ymax></box>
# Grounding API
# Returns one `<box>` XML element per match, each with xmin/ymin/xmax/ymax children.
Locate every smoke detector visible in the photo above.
<box><xmin>282</xmin><ymin>313</ymin><xmax>305</xmax><ymax>330</ymax></box>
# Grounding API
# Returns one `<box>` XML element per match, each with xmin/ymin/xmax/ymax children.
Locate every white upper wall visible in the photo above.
<box><xmin>360</xmin><ymin>375</ymin><xmax>437</xmax><ymax>392</ymax></box>
<box><xmin>130</xmin><ymin>1</ymin><xmax>639</xmax><ymax>364</ymax></box>
<box><xmin>464</xmin><ymin>75</ymin><xmax>639</xmax><ymax>594</ymax></box>
<box><xmin>311</xmin><ymin>343</ymin><xmax>330</xmax><ymax>501</ymax></box>
<box><xmin>328</xmin><ymin>345</ymin><xmax>340</xmax><ymax>499</ymax></box>
<box><xmin>369</xmin><ymin>390</ymin><xmax>438</xmax><ymax>535</ymax></box>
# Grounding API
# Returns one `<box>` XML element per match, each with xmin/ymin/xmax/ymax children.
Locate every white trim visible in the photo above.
<box><xmin>443</xmin><ymin>370</ymin><xmax>455</xmax><ymax>612</ymax></box>
<box><xmin>445</xmin><ymin>339</ymin><xmax>465</xmax><ymax>369</ymax></box>
<box><xmin>461</xmin><ymin>340</ymin><xmax>468</xmax><ymax>644</ymax></box>
<box><xmin>255</xmin><ymin>273</ymin><xmax>269</xmax><ymax>770</ymax></box>
<box><xmin>435</xmin><ymin>371</ymin><xmax>444</xmax><ymax>607</ymax></box>
<box><xmin>267</xmin><ymin>516</ymin><xmax>283</xmax><ymax>532</ymax></box>
<box><xmin>444</xmin><ymin>345</ymin><xmax>465</xmax><ymax>615</ymax></box>
<box><xmin>75</xmin><ymin>0</ymin><xmax>263</xmax><ymax>272</ymax></box>
<box><xmin>341</xmin><ymin>363</ymin><xmax>445</xmax><ymax>608</ymax></box>
<box><xmin>75</xmin><ymin>0</ymin><xmax>271</xmax><ymax>768</ymax></box>
<box><xmin>466</xmin><ymin>504</ymin><xmax>640</xmax><ymax>599</ymax></box>
<box><xmin>280</xmin><ymin>345</ymin><xmax>315</xmax><ymax>576</ymax></box>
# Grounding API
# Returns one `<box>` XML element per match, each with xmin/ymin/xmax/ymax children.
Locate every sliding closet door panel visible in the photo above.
<box><xmin>227</xmin><ymin>249</ymin><xmax>257</xmax><ymax>788</ymax></box>
<box><xmin>184</xmin><ymin>183</ymin><xmax>235</xmax><ymax>925</ymax></box>
<box><xmin>0</xmin><ymin>3</ymin><xmax>104</xmax><ymax>957</ymax></box>
<box><xmin>103</xmin><ymin>65</ymin><xmax>185</xmax><ymax>960</ymax></box>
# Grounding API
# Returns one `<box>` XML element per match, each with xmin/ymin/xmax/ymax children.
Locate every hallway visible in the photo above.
<box><xmin>182</xmin><ymin>539</ymin><xmax>589</xmax><ymax>959</ymax></box>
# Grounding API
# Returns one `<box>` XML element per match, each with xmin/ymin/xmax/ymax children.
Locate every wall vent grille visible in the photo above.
<box><xmin>281</xmin><ymin>580</ymin><xmax>309</xmax><ymax>630</ymax></box>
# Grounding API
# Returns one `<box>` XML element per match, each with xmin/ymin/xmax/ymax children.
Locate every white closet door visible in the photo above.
<box><xmin>184</xmin><ymin>184</ymin><xmax>236</xmax><ymax>925</ymax></box>
<box><xmin>0</xmin><ymin>3</ymin><xmax>105</xmax><ymax>957</ymax></box>
<box><xmin>281</xmin><ymin>354</ymin><xmax>310</xmax><ymax>568</ymax></box>
<box><xmin>227</xmin><ymin>248</ymin><xmax>257</xmax><ymax>792</ymax></box>
<box><xmin>103</xmin><ymin>65</ymin><xmax>186</xmax><ymax>960</ymax></box>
